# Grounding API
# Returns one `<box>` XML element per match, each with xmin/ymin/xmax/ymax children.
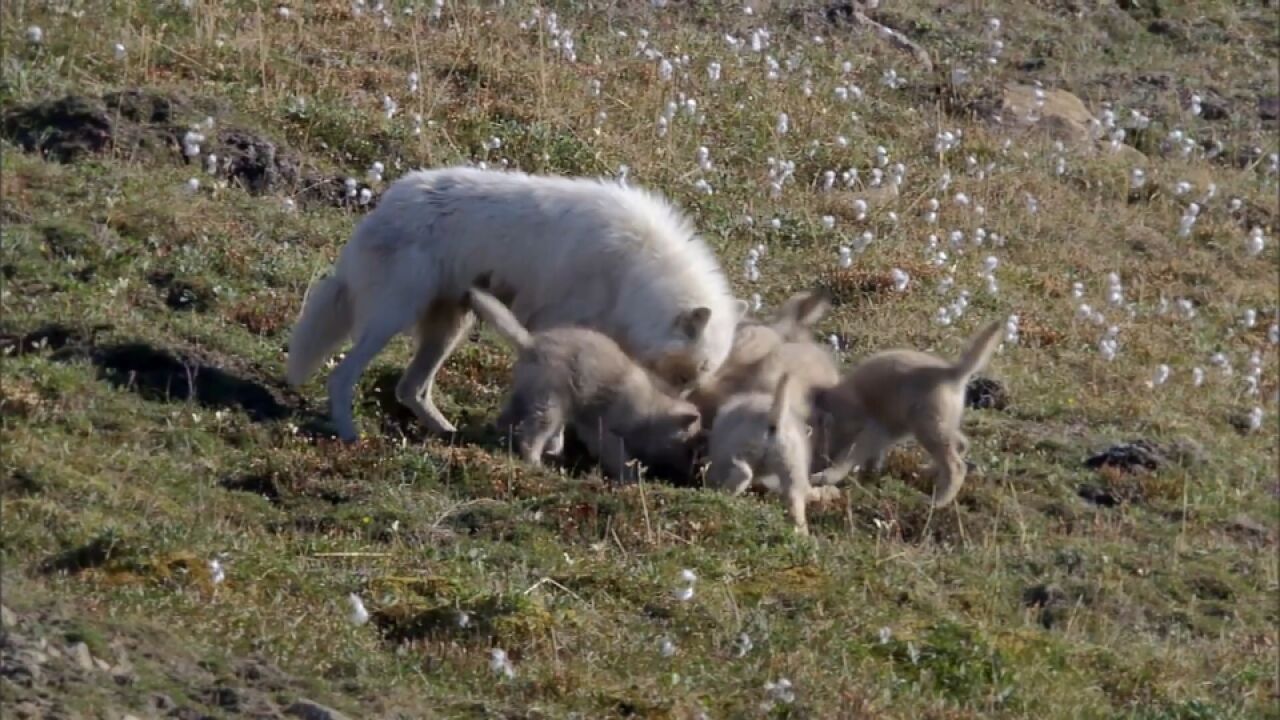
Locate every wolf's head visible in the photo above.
<box><xmin>649</xmin><ymin>300</ymin><xmax>746</xmax><ymax>393</ymax></box>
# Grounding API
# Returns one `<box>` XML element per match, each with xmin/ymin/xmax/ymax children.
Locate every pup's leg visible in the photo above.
<box><xmin>494</xmin><ymin>393</ymin><xmax>526</xmax><ymax>453</ymax></box>
<box><xmin>544</xmin><ymin>429</ymin><xmax>566</xmax><ymax>456</ymax></box>
<box><xmin>782</xmin><ymin>471</ymin><xmax>811</xmax><ymax>536</ymax></box>
<box><xmin>849</xmin><ymin>425</ymin><xmax>892</xmax><ymax>482</ymax></box>
<box><xmin>595</xmin><ymin>430</ymin><xmax>641</xmax><ymax>482</ymax></box>
<box><xmin>517</xmin><ymin>401</ymin><xmax>563</xmax><ymax>467</ymax></box>
<box><xmin>917</xmin><ymin>422</ymin><xmax>968</xmax><ymax>508</ymax></box>
<box><xmin>327</xmin><ymin>308</ymin><xmax>414</xmax><ymax>443</ymax></box>
<box><xmin>394</xmin><ymin>303</ymin><xmax>474</xmax><ymax>434</ymax></box>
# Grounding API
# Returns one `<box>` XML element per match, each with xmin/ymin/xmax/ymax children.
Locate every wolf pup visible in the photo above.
<box><xmin>811</xmin><ymin>319</ymin><xmax>1005</xmax><ymax>508</ymax></box>
<box><xmin>467</xmin><ymin>288</ymin><xmax>702</xmax><ymax>482</ymax></box>
<box><xmin>286</xmin><ymin>166</ymin><xmax>743</xmax><ymax>443</ymax></box>
<box><xmin>690</xmin><ymin>290</ymin><xmax>840</xmax><ymax>426</ymax></box>
<box><xmin>706</xmin><ymin>375</ymin><xmax>826</xmax><ymax>535</ymax></box>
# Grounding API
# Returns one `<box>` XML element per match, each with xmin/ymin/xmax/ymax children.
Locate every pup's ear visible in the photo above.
<box><xmin>775</xmin><ymin>290</ymin><xmax>831</xmax><ymax>331</ymax></box>
<box><xmin>674</xmin><ymin>307</ymin><xmax>712</xmax><ymax>340</ymax></box>
<box><xmin>674</xmin><ymin>411</ymin><xmax>702</xmax><ymax>430</ymax></box>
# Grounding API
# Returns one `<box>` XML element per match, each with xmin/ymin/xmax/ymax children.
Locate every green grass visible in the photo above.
<box><xmin>2</xmin><ymin>1</ymin><xmax>1277</xmax><ymax>718</ymax></box>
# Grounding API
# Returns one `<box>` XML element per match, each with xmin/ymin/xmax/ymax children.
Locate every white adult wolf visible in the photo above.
<box><xmin>286</xmin><ymin>165</ymin><xmax>744</xmax><ymax>443</ymax></box>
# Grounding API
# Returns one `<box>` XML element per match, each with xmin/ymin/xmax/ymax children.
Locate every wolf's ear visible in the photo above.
<box><xmin>675</xmin><ymin>307</ymin><xmax>712</xmax><ymax>340</ymax></box>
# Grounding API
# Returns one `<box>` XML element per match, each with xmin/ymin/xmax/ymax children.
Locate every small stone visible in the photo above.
<box><xmin>94</xmin><ymin>657</ymin><xmax>112</xmax><ymax>672</ymax></box>
<box><xmin>1226</xmin><ymin>514</ymin><xmax>1272</xmax><ymax>540</ymax></box>
<box><xmin>285</xmin><ymin>700</ymin><xmax>353</xmax><ymax>720</ymax></box>
<box><xmin>69</xmin><ymin>641</ymin><xmax>95</xmax><ymax>671</ymax></box>
<box><xmin>1077</xmin><ymin>484</ymin><xmax>1119</xmax><ymax>508</ymax></box>
<box><xmin>1</xmin><ymin>604</ymin><xmax>16</xmax><ymax>628</ymax></box>
<box><xmin>1085</xmin><ymin>440</ymin><xmax>1165</xmax><ymax>473</ymax></box>
<box><xmin>965</xmin><ymin>377</ymin><xmax>1009</xmax><ymax>410</ymax></box>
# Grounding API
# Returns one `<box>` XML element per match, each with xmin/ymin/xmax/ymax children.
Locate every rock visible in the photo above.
<box><xmin>284</xmin><ymin>700</ymin><xmax>353</xmax><ymax>720</ymax></box>
<box><xmin>149</xmin><ymin>693</ymin><xmax>176</xmax><ymax>712</ymax></box>
<box><xmin>215</xmin><ymin>128</ymin><xmax>301</xmax><ymax>195</ymax></box>
<box><xmin>207</xmin><ymin>686</ymin><xmax>242</xmax><ymax>712</ymax></box>
<box><xmin>1198</xmin><ymin>98</ymin><xmax>1229</xmax><ymax>121</ymax></box>
<box><xmin>1</xmin><ymin>604</ymin><xmax>16</xmax><ymax>629</ymax></box>
<box><xmin>1</xmin><ymin>95</ymin><xmax>114</xmax><ymax>163</ymax></box>
<box><xmin>93</xmin><ymin>657</ymin><xmax>112</xmax><ymax>672</ymax></box>
<box><xmin>1084</xmin><ymin>440</ymin><xmax>1165</xmax><ymax>473</ymax></box>
<box><xmin>994</xmin><ymin>83</ymin><xmax>1097</xmax><ymax>146</ymax></box>
<box><xmin>1077</xmin><ymin>484</ymin><xmax>1119</xmax><ymax>508</ymax></box>
<box><xmin>965</xmin><ymin>377</ymin><xmax>1009</xmax><ymax>411</ymax></box>
<box><xmin>102</xmin><ymin>88</ymin><xmax>188</xmax><ymax>124</ymax></box>
<box><xmin>13</xmin><ymin>702</ymin><xmax>46</xmax><ymax>719</ymax></box>
<box><xmin>1260</xmin><ymin>96</ymin><xmax>1280</xmax><ymax>122</ymax></box>
<box><xmin>1226</xmin><ymin>514</ymin><xmax>1273</xmax><ymax>541</ymax></box>
<box><xmin>68</xmin><ymin>641</ymin><xmax>95</xmax><ymax>671</ymax></box>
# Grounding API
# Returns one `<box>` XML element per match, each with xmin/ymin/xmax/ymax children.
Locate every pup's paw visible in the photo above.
<box><xmin>806</xmin><ymin>485</ymin><xmax>842</xmax><ymax>503</ymax></box>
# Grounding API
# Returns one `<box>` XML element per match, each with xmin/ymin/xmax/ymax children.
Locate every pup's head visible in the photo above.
<box><xmin>629</xmin><ymin>400</ymin><xmax>704</xmax><ymax>475</ymax></box>
<box><xmin>650</xmin><ymin>301</ymin><xmax>747</xmax><ymax>392</ymax></box>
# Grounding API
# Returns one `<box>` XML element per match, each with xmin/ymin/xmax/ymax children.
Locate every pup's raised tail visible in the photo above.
<box><xmin>768</xmin><ymin>373</ymin><xmax>792</xmax><ymax>432</ymax></box>
<box><xmin>286</xmin><ymin>274</ymin><xmax>353</xmax><ymax>387</ymax></box>
<box><xmin>467</xmin><ymin>288</ymin><xmax>534</xmax><ymax>352</ymax></box>
<box><xmin>948</xmin><ymin>319</ymin><xmax>1005</xmax><ymax>384</ymax></box>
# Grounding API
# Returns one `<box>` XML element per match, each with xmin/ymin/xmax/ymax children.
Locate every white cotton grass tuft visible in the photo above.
<box><xmin>26</xmin><ymin>26</ymin><xmax>44</xmax><ymax>44</ymax></box>
<box><xmin>775</xmin><ymin>112</ymin><xmax>790</xmax><ymax>135</ymax></box>
<box><xmin>673</xmin><ymin>568</ymin><xmax>697</xmax><ymax>602</ymax></box>
<box><xmin>1004</xmin><ymin>315</ymin><xmax>1020</xmax><ymax>344</ymax></box>
<box><xmin>734</xmin><ymin>632</ymin><xmax>754</xmax><ymax>657</ymax></box>
<box><xmin>837</xmin><ymin>246</ymin><xmax>852</xmax><ymax>269</ymax></box>
<box><xmin>1246</xmin><ymin>407</ymin><xmax>1264</xmax><ymax>433</ymax></box>
<box><xmin>185</xmin><ymin>178</ymin><xmax>201</xmax><ymax>193</ymax></box>
<box><xmin>890</xmin><ymin>268</ymin><xmax>910</xmax><ymax>292</ymax></box>
<box><xmin>1146</xmin><ymin>364</ymin><xmax>1171</xmax><ymax>388</ymax></box>
<box><xmin>659</xmin><ymin>636</ymin><xmax>677</xmax><ymax>657</ymax></box>
<box><xmin>1246</xmin><ymin>227</ymin><xmax>1266</xmax><ymax>257</ymax></box>
<box><xmin>764</xmin><ymin>678</ymin><xmax>796</xmax><ymax>705</ymax></box>
<box><xmin>209</xmin><ymin>558</ymin><xmax>226</xmax><ymax>585</ymax></box>
<box><xmin>489</xmin><ymin>648</ymin><xmax>516</xmax><ymax>679</ymax></box>
<box><xmin>1192</xmin><ymin>367</ymin><xmax>1206</xmax><ymax>387</ymax></box>
<box><xmin>347</xmin><ymin>593</ymin><xmax>370</xmax><ymax>626</ymax></box>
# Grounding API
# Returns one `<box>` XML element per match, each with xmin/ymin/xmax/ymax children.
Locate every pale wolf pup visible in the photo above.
<box><xmin>285</xmin><ymin>166</ymin><xmax>743</xmax><ymax>443</ymax></box>
<box><xmin>811</xmin><ymin>319</ymin><xmax>1005</xmax><ymax>508</ymax></box>
<box><xmin>707</xmin><ymin>375</ymin><xmax>831</xmax><ymax>535</ymax></box>
<box><xmin>690</xmin><ymin>290</ymin><xmax>840</xmax><ymax>426</ymax></box>
<box><xmin>466</xmin><ymin>288</ymin><xmax>702</xmax><ymax>482</ymax></box>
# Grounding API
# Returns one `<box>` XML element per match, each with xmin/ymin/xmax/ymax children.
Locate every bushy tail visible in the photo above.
<box><xmin>768</xmin><ymin>373</ymin><xmax>792</xmax><ymax>431</ymax></box>
<box><xmin>467</xmin><ymin>288</ymin><xmax>534</xmax><ymax>352</ymax></box>
<box><xmin>948</xmin><ymin>319</ymin><xmax>1004</xmax><ymax>384</ymax></box>
<box><xmin>285</xmin><ymin>275</ymin><xmax>353</xmax><ymax>386</ymax></box>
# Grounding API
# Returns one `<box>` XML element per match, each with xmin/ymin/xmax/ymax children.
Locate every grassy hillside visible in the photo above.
<box><xmin>2</xmin><ymin>1</ymin><xmax>1277</xmax><ymax>718</ymax></box>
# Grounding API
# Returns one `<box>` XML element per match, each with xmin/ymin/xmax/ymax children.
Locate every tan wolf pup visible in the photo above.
<box><xmin>466</xmin><ymin>287</ymin><xmax>702</xmax><ymax>481</ymax></box>
<box><xmin>811</xmin><ymin>319</ymin><xmax>1005</xmax><ymax>508</ymax></box>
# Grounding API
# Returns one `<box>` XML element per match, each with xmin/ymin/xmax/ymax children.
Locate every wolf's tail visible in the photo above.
<box><xmin>768</xmin><ymin>373</ymin><xmax>792</xmax><ymax>432</ymax></box>
<box><xmin>467</xmin><ymin>287</ymin><xmax>534</xmax><ymax>352</ymax></box>
<box><xmin>948</xmin><ymin>319</ymin><xmax>1004</xmax><ymax>384</ymax></box>
<box><xmin>285</xmin><ymin>274</ymin><xmax>354</xmax><ymax>386</ymax></box>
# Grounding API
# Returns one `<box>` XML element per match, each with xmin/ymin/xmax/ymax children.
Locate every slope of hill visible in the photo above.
<box><xmin>2</xmin><ymin>1</ymin><xmax>1277</xmax><ymax>717</ymax></box>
